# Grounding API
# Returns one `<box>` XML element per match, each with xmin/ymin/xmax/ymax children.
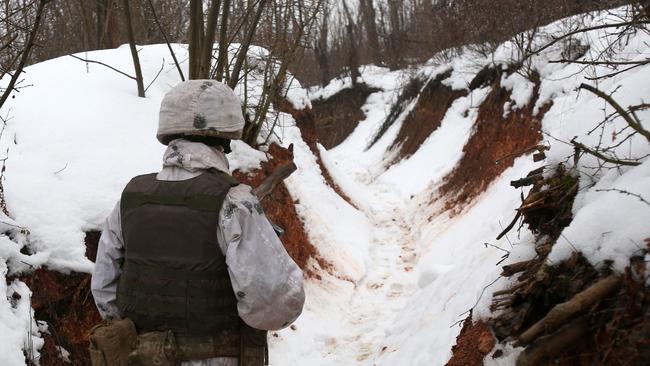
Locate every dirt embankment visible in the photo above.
<box><xmin>22</xmin><ymin>144</ymin><xmax>324</xmax><ymax>364</ymax></box>
<box><xmin>278</xmin><ymin>99</ymin><xmax>357</xmax><ymax>208</ymax></box>
<box><xmin>388</xmin><ymin>70</ymin><xmax>467</xmax><ymax>162</ymax></box>
<box><xmin>440</xmin><ymin>70</ymin><xmax>550</xmax><ymax>214</ymax></box>
<box><xmin>446</xmin><ymin>318</ymin><xmax>496</xmax><ymax>366</ymax></box>
<box><xmin>233</xmin><ymin>143</ymin><xmax>330</xmax><ymax>279</ymax></box>
<box><xmin>21</xmin><ymin>232</ymin><xmax>103</xmax><ymax>365</ymax></box>
<box><xmin>311</xmin><ymin>83</ymin><xmax>380</xmax><ymax>149</ymax></box>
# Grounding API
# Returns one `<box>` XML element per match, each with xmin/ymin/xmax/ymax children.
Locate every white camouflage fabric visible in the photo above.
<box><xmin>157</xmin><ymin>80</ymin><xmax>245</xmax><ymax>143</ymax></box>
<box><xmin>91</xmin><ymin>139</ymin><xmax>305</xmax><ymax>366</ymax></box>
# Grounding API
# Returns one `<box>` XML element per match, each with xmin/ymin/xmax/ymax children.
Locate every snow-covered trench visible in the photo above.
<box><xmin>268</xmin><ymin>69</ymin><xmax>539</xmax><ymax>366</ymax></box>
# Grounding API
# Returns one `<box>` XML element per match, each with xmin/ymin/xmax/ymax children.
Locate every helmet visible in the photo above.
<box><xmin>157</xmin><ymin>80</ymin><xmax>245</xmax><ymax>144</ymax></box>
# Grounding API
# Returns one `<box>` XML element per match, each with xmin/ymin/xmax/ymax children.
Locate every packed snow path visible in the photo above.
<box><xmin>322</xmin><ymin>179</ymin><xmax>419</xmax><ymax>364</ymax></box>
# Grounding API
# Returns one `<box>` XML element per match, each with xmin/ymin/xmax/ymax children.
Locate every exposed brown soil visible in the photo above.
<box><xmin>389</xmin><ymin>70</ymin><xmax>467</xmax><ymax>162</ymax></box>
<box><xmin>445</xmin><ymin>317</ymin><xmax>496</xmax><ymax>366</ymax></box>
<box><xmin>20</xmin><ymin>232</ymin><xmax>103</xmax><ymax>365</ymax></box>
<box><xmin>22</xmin><ymin>269</ymin><xmax>101</xmax><ymax>365</ymax></box>
<box><xmin>233</xmin><ymin>143</ymin><xmax>330</xmax><ymax>279</ymax></box>
<box><xmin>369</xmin><ymin>75</ymin><xmax>426</xmax><ymax>148</ymax></box>
<box><xmin>278</xmin><ymin>99</ymin><xmax>357</xmax><ymax>208</ymax></box>
<box><xmin>311</xmin><ymin>83</ymin><xmax>380</xmax><ymax>149</ymax></box>
<box><xmin>439</xmin><ymin>74</ymin><xmax>550</xmax><ymax>215</ymax></box>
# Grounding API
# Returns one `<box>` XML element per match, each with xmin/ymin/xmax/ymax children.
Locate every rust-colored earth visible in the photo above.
<box><xmin>446</xmin><ymin>317</ymin><xmax>496</xmax><ymax>366</ymax></box>
<box><xmin>278</xmin><ymin>99</ymin><xmax>357</xmax><ymax>208</ymax></box>
<box><xmin>389</xmin><ymin>70</ymin><xmax>467</xmax><ymax>162</ymax></box>
<box><xmin>439</xmin><ymin>74</ymin><xmax>550</xmax><ymax>214</ymax></box>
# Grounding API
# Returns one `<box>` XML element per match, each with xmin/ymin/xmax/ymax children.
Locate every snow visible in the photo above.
<box><xmin>549</xmin><ymin>160</ymin><xmax>650</xmax><ymax>271</ymax></box>
<box><xmin>0</xmin><ymin>44</ymin><xmax>280</xmax><ymax>363</ymax></box>
<box><xmin>274</xmin><ymin>6</ymin><xmax>649</xmax><ymax>366</ymax></box>
<box><xmin>379</xmin><ymin>87</ymin><xmax>491</xmax><ymax>200</ymax></box>
<box><xmin>501</xmin><ymin>72</ymin><xmax>535</xmax><ymax>110</ymax></box>
<box><xmin>0</xmin><ymin>5</ymin><xmax>648</xmax><ymax>366</ymax></box>
<box><xmin>0</xmin><ymin>272</ymin><xmax>43</xmax><ymax>365</ymax></box>
<box><xmin>279</xmin><ymin>114</ymin><xmax>371</xmax><ymax>281</ymax></box>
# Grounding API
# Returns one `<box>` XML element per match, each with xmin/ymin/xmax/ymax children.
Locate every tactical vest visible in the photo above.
<box><xmin>117</xmin><ymin>169</ymin><xmax>240</xmax><ymax>336</ymax></box>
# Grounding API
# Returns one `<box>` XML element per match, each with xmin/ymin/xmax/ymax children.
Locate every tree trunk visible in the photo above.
<box><xmin>229</xmin><ymin>0</ymin><xmax>268</xmax><ymax>89</ymax></box>
<box><xmin>188</xmin><ymin>0</ymin><xmax>202</xmax><ymax>79</ymax></box>
<box><xmin>214</xmin><ymin>0</ymin><xmax>231</xmax><ymax>81</ymax></box>
<box><xmin>341</xmin><ymin>0</ymin><xmax>360</xmax><ymax>85</ymax></box>
<box><xmin>315</xmin><ymin>5</ymin><xmax>330</xmax><ymax>86</ymax></box>
<box><xmin>95</xmin><ymin>0</ymin><xmax>104</xmax><ymax>49</ymax></box>
<box><xmin>359</xmin><ymin>0</ymin><xmax>381</xmax><ymax>64</ymax></box>
<box><xmin>122</xmin><ymin>0</ymin><xmax>145</xmax><ymax>97</ymax></box>
<box><xmin>200</xmin><ymin>0</ymin><xmax>220</xmax><ymax>79</ymax></box>
<box><xmin>387</xmin><ymin>0</ymin><xmax>402</xmax><ymax>70</ymax></box>
<box><xmin>105</xmin><ymin>0</ymin><xmax>121</xmax><ymax>48</ymax></box>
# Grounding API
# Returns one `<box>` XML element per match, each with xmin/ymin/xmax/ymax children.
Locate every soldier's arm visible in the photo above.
<box><xmin>218</xmin><ymin>184</ymin><xmax>306</xmax><ymax>331</ymax></box>
<box><xmin>91</xmin><ymin>201</ymin><xmax>125</xmax><ymax>320</ymax></box>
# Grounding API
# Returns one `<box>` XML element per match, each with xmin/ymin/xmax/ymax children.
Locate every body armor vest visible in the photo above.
<box><xmin>117</xmin><ymin>169</ymin><xmax>240</xmax><ymax>336</ymax></box>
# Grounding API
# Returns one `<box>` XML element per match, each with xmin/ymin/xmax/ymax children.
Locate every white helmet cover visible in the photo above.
<box><xmin>157</xmin><ymin>80</ymin><xmax>245</xmax><ymax>144</ymax></box>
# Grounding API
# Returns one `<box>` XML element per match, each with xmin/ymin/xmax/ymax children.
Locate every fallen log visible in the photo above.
<box><xmin>501</xmin><ymin>260</ymin><xmax>536</xmax><ymax>277</ymax></box>
<box><xmin>517</xmin><ymin>275</ymin><xmax>621</xmax><ymax>345</ymax></box>
<box><xmin>493</xmin><ymin>279</ymin><xmax>531</xmax><ymax>297</ymax></box>
<box><xmin>516</xmin><ymin>316</ymin><xmax>589</xmax><ymax>366</ymax></box>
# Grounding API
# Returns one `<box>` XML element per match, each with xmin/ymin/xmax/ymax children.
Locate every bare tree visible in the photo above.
<box><xmin>122</xmin><ymin>0</ymin><xmax>146</xmax><ymax>97</ymax></box>
<box><xmin>340</xmin><ymin>0</ymin><xmax>360</xmax><ymax>84</ymax></box>
<box><xmin>358</xmin><ymin>0</ymin><xmax>380</xmax><ymax>63</ymax></box>
<box><xmin>314</xmin><ymin>3</ymin><xmax>330</xmax><ymax>86</ymax></box>
<box><xmin>0</xmin><ymin>0</ymin><xmax>50</xmax><ymax>109</ymax></box>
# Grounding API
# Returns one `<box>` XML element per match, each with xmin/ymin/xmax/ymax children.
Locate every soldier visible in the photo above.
<box><xmin>90</xmin><ymin>80</ymin><xmax>305</xmax><ymax>366</ymax></box>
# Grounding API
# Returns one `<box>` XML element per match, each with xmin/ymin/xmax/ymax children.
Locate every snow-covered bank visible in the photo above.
<box><xmin>273</xmin><ymin>6</ymin><xmax>649</xmax><ymax>366</ymax></box>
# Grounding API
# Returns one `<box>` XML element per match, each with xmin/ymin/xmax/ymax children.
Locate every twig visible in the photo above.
<box><xmin>579</xmin><ymin>83</ymin><xmax>650</xmax><ymax>143</ymax></box>
<box><xmin>549</xmin><ymin>59</ymin><xmax>650</xmax><ymax>66</ymax></box>
<box><xmin>525</xmin><ymin>21</ymin><xmax>650</xmax><ymax>60</ymax></box>
<box><xmin>68</xmin><ymin>54</ymin><xmax>136</xmax><ymax>80</ymax></box>
<box><xmin>484</xmin><ymin>242</ymin><xmax>511</xmax><ymax>254</ymax></box>
<box><xmin>144</xmin><ymin>59</ymin><xmax>165</xmax><ymax>94</ymax></box>
<box><xmin>596</xmin><ymin>188</ymin><xmax>650</xmax><ymax>206</ymax></box>
<box><xmin>53</xmin><ymin>163</ymin><xmax>68</xmax><ymax>175</ymax></box>
<box><xmin>146</xmin><ymin>0</ymin><xmax>185</xmax><ymax>81</ymax></box>
<box><xmin>496</xmin><ymin>211</ymin><xmax>522</xmax><ymax>240</ymax></box>
<box><xmin>571</xmin><ymin>138</ymin><xmax>641</xmax><ymax>166</ymax></box>
<box><xmin>456</xmin><ymin>276</ymin><xmax>502</xmax><ymax>321</ymax></box>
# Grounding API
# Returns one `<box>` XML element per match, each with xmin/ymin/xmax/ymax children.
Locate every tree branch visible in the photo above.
<box><xmin>0</xmin><ymin>0</ymin><xmax>49</xmax><ymax>109</ymax></box>
<box><xmin>579</xmin><ymin>83</ymin><xmax>650</xmax><ymax>143</ymax></box>
<box><xmin>68</xmin><ymin>54</ymin><xmax>136</xmax><ymax>80</ymax></box>
<box><xmin>571</xmin><ymin>138</ymin><xmax>641</xmax><ymax>166</ymax></box>
<box><xmin>146</xmin><ymin>0</ymin><xmax>185</xmax><ymax>81</ymax></box>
